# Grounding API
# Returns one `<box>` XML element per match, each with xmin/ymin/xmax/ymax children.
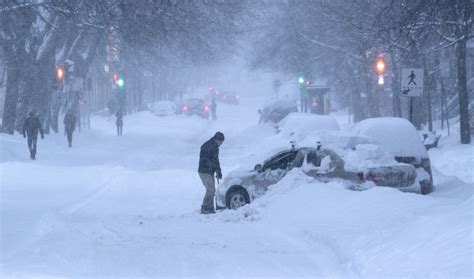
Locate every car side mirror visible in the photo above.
<box><xmin>254</xmin><ymin>164</ymin><xmax>262</xmax><ymax>172</ymax></box>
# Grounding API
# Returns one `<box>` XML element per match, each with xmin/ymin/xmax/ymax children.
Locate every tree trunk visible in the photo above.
<box><xmin>456</xmin><ymin>38</ymin><xmax>471</xmax><ymax>144</ymax></box>
<box><xmin>1</xmin><ymin>45</ymin><xmax>22</xmax><ymax>134</ymax></box>
<box><xmin>391</xmin><ymin>61</ymin><xmax>402</xmax><ymax>117</ymax></box>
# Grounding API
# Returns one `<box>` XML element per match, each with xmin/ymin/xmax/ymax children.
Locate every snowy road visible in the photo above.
<box><xmin>1</xmin><ymin>98</ymin><xmax>472</xmax><ymax>277</ymax></box>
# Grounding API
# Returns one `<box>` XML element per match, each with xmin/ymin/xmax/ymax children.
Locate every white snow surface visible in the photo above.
<box><xmin>1</xmin><ymin>98</ymin><xmax>473</xmax><ymax>278</ymax></box>
<box><xmin>342</xmin><ymin>143</ymin><xmax>404</xmax><ymax>172</ymax></box>
<box><xmin>276</xmin><ymin>112</ymin><xmax>340</xmax><ymax>141</ymax></box>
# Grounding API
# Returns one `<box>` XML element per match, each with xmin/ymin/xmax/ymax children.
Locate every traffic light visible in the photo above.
<box><xmin>375</xmin><ymin>57</ymin><xmax>386</xmax><ymax>86</ymax></box>
<box><xmin>56</xmin><ymin>66</ymin><xmax>65</xmax><ymax>81</ymax></box>
<box><xmin>113</xmin><ymin>72</ymin><xmax>125</xmax><ymax>89</ymax></box>
<box><xmin>117</xmin><ymin>77</ymin><xmax>124</xmax><ymax>88</ymax></box>
<box><xmin>298</xmin><ymin>75</ymin><xmax>305</xmax><ymax>84</ymax></box>
<box><xmin>375</xmin><ymin>58</ymin><xmax>386</xmax><ymax>75</ymax></box>
<box><xmin>378</xmin><ymin>76</ymin><xmax>385</xmax><ymax>85</ymax></box>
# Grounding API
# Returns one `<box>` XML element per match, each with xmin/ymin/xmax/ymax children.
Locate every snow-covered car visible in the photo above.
<box><xmin>149</xmin><ymin>101</ymin><xmax>177</xmax><ymax>116</ymax></box>
<box><xmin>275</xmin><ymin>113</ymin><xmax>340</xmax><ymax>139</ymax></box>
<box><xmin>350</xmin><ymin>117</ymin><xmax>434</xmax><ymax>194</ymax></box>
<box><xmin>216</xmin><ymin>144</ymin><xmax>417</xmax><ymax>210</ymax></box>
<box><xmin>258</xmin><ymin>100</ymin><xmax>298</xmax><ymax>124</ymax></box>
<box><xmin>182</xmin><ymin>98</ymin><xmax>209</xmax><ymax>119</ymax></box>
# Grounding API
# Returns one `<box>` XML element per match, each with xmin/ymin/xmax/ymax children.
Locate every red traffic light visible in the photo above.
<box><xmin>375</xmin><ymin>58</ymin><xmax>386</xmax><ymax>75</ymax></box>
<box><xmin>56</xmin><ymin>67</ymin><xmax>65</xmax><ymax>81</ymax></box>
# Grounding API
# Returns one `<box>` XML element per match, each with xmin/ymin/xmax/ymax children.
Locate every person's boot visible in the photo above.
<box><xmin>200</xmin><ymin>206</ymin><xmax>215</xmax><ymax>214</ymax></box>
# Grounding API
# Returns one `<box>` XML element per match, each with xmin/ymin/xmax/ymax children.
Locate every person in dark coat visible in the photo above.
<box><xmin>210</xmin><ymin>98</ymin><xmax>217</xmax><ymax>120</ymax></box>
<box><xmin>22</xmin><ymin>111</ymin><xmax>44</xmax><ymax>160</ymax></box>
<box><xmin>116</xmin><ymin>110</ymin><xmax>123</xmax><ymax>136</ymax></box>
<box><xmin>64</xmin><ymin>111</ymin><xmax>76</xmax><ymax>147</ymax></box>
<box><xmin>198</xmin><ymin>132</ymin><xmax>225</xmax><ymax>214</ymax></box>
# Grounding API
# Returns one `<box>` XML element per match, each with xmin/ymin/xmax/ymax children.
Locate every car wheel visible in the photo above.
<box><xmin>226</xmin><ymin>188</ymin><xmax>250</xmax><ymax>209</ymax></box>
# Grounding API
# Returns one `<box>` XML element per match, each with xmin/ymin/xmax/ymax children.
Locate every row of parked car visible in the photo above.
<box><xmin>217</xmin><ymin>112</ymin><xmax>434</xmax><ymax>210</ymax></box>
<box><xmin>148</xmin><ymin>89</ymin><xmax>240</xmax><ymax>120</ymax></box>
<box><xmin>148</xmin><ymin>98</ymin><xmax>211</xmax><ymax>119</ymax></box>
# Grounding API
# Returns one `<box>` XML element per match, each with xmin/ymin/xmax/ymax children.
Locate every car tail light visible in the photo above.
<box><xmin>407</xmin><ymin>172</ymin><xmax>417</xmax><ymax>181</ymax></box>
<box><xmin>183</xmin><ymin>105</ymin><xmax>188</xmax><ymax>112</ymax></box>
<box><xmin>365</xmin><ymin>172</ymin><xmax>381</xmax><ymax>182</ymax></box>
<box><xmin>204</xmin><ymin>105</ymin><xmax>209</xmax><ymax>112</ymax></box>
<box><xmin>357</xmin><ymin>172</ymin><xmax>365</xmax><ymax>182</ymax></box>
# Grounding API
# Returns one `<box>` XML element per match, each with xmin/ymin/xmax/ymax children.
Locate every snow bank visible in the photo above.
<box><xmin>428</xmin><ymin>129</ymin><xmax>474</xmax><ymax>183</ymax></box>
<box><xmin>1</xmin><ymin>102</ymin><xmax>472</xmax><ymax>278</ymax></box>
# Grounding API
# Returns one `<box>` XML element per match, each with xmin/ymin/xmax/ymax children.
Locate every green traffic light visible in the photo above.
<box><xmin>298</xmin><ymin>76</ymin><xmax>305</xmax><ymax>84</ymax></box>
<box><xmin>117</xmin><ymin>78</ymin><xmax>124</xmax><ymax>88</ymax></box>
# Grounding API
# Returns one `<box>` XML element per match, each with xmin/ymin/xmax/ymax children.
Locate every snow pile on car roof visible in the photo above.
<box><xmin>277</xmin><ymin>113</ymin><xmax>340</xmax><ymax>141</ymax></box>
<box><xmin>351</xmin><ymin>117</ymin><xmax>427</xmax><ymax>158</ymax></box>
<box><xmin>262</xmin><ymin>99</ymin><xmax>297</xmax><ymax>111</ymax></box>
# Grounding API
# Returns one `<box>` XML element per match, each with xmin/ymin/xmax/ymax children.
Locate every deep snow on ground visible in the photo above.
<box><xmin>1</xmin><ymin>95</ymin><xmax>473</xmax><ymax>278</ymax></box>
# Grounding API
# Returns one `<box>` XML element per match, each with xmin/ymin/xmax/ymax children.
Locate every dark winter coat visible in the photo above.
<box><xmin>64</xmin><ymin>113</ymin><xmax>76</xmax><ymax>132</ymax></box>
<box><xmin>198</xmin><ymin>137</ymin><xmax>221</xmax><ymax>175</ymax></box>
<box><xmin>116</xmin><ymin>111</ymin><xmax>123</xmax><ymax>126</ymax></box>
<box><xmin>211</xmin><ymin>100</ymin><xmax>217</xmax><ymax>112</ymax></box>
<box><xmin>22</xmin><ymin>116</ymin><xmax>44</xmax><ymax>138</ymax></box>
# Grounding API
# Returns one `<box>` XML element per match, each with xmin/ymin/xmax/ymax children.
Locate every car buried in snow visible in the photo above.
<box><xmin>216</xmin><ymin>143</ymin><xmax>418</xmax><ymax>210</ymax></box>
<box><xmin>258</xmin><ymin>99</ymin><xmax>298</xmax><ymax>124</ymax></box>
<box><xmin>349</xmin><ymin>117</ymin><xmax>434</xmax><ymax>194</ymax></box>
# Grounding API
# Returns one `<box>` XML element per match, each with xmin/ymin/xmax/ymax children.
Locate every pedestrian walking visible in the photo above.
<box><xmin>198</xmin><ymin>132</ymin><xmax>225</xmax><ymax>214</ymax></box>
<box><xmin>211</xmin><ymin>98</ymin><xmax>217</xmax><ymax>120</ymax></box>
<box><xmin>22</xmin><ymin>111</ymin><xmax>44</xmax><ymax>160</ymax></box>
<box><xmin>116</xmin><ymin>110</ymin><xmax>123</xmax><ymax>136</ymax></box>
<box><xmin>64</xmin><ymin>110</ymin><xmax>76</xmax><ymax>147</ymax></box>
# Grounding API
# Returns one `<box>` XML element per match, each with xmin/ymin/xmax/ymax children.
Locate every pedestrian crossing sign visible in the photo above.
<box><xmin>401</xmin><ymin>68</ymin><xmax>424</xmax><ymax>97</ymax></box>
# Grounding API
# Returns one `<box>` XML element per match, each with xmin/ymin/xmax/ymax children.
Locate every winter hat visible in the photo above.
<box><xmin>214</xmin><ymin>131</ymin><xmax>225</xmax><ymax>141</ymax></box>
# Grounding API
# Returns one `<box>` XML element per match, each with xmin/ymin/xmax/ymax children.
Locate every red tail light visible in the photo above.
<box><xmin>365</xmin><ymin>172</ymin><xmax>380</xmax><ymax>182</ymax></box>
<box><xmin>183</xmin><ymin>105</ymin><xmax>188</xmax><ymax>112</ymax></box>
<box><xmin>204</xmin><ymin>105</ymin><xmax>209</xmax><ymax>112</ymax></box>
